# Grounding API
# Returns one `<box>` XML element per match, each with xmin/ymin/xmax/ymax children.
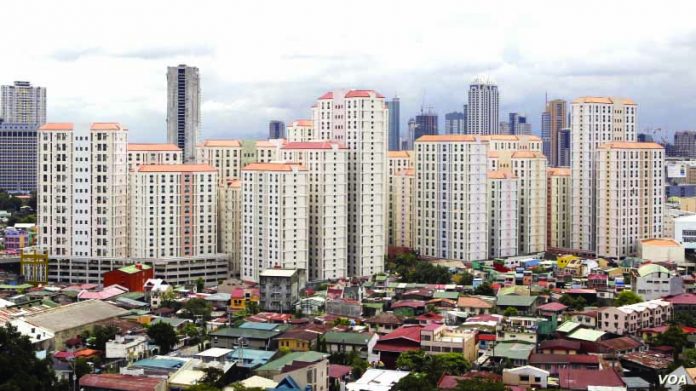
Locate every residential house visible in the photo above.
<box><xmin>587</xmin><ymin>273</ymin><xmax>608</xmax><ymax>290</ymax></box>
<box><xmin>620</xmin><ymin>351</ymin><xmax>674</xmax><ymax>385</ymax></box>
<box><xmin>597</xmin><ymin>336</ymin><xmax>645</xmax><ymax>357</ymax></box>
<box><xmin>323</xmin><ymin>332</ymin><xmax>378</xmax><ymax>361</ymax></box>
<box><xmin>495</xmin><ymin>295</ymin><xmax>538</xmax><ymax>315</ymax></box>
<box><xmin>536</xmin><ymin>302</ymin><xmax>567</xmax><ymax>317</ymax></box>
<box><xmin>456</xmin><ymin>296</ymin><xmax>493</xmax><ymax>315</ymax></box>
<box><xmin>632</xmin><ymin>264</ymin><xmax>684</xmax><ymax>301</ymax></box>
<box><xmin>365</xmin><ymin>312</ymin><xmax>404</xmax><ymax>334</ymax></box>
<box><xmin>346</xmin><ymin>369</ymin><xmax>409</xmax><ymax>391</ymax></box>
<box><xmin>390</xmin><ymin>300</ymin><xmax>425</xmax><ymax>317</ymax></box>
<box><xmin>79</xmin><ymin>374</ymin><xmax>167</xmax><ymax>391</ymax></box>
<box><xmin>528</xmin><ymin>354</ymin><xmax>600</xmax><ymax>375</ymax></box>
<box><xmin>538</xmin><ymin>339</ymin><xmax>581</xmax><ymax>355</ymax></box>
<box><xmin>275</xmin><ymin>328</ymin><xmax>320</xmax><ymax>352</ymax></box>
<box><xmin>664</xmin><ymin>293</ymin><xmax>696</xmax><ymax>315</ymax></box>
<box><xmin>567</xmin><ymin>310</ymin><xmax>598</xmax><ymax>328</ymax></box>
<box><xmin>210</xmin><ymin>322</ymin><xmax>290</xmax><ymax>350</ymax></box>
<box><xmin>597</xmin><ymin>299</ymin><xmax>672</xmax><ymax>335</ymax></box>
<box><xmin>228</xmin><ymin>287</ymin><xmax>260</xmax><ymax>313</ymax></box>
<box><xmin>227</xmin><ymin>349</ymin><xmax>276</xmax><ymax>370</ymax></box>
<box><xmin>490</xmin><ymin>341</ymin><xmax>535</xmax><ymax>366</ymax></box>
<box><xmin>558</xmin><ymin>368</ymin><xmax>625</xmax><ymax>390</ymax></box>
<box><xmin>259</xmin><ymin>269</ymin><xmax>303</xmax><ymax>312</ymax></box>
<box><xmin>419</xmin><ymin>324</ymin><xmax>477</xmax><ymax>362</ymax></box>
<box><xmin>326</xmin><ymin>298</ymin><xmax>362</xmax><ymax>318</ymax></box>
<box><xmin>372</xmin><ymin>325</ymin><xmax>423</xmax><ymax>369</ymax></box>
<box><xmin>105</xmin><ymin>334</ymin><xmax>149</xmax><ymax>364</ymax></box>
<box><xmin>502</xmin><ymin>365</ymin><xmax>549</xmax><ymax>389</ymax></box>
<box><xmin>255</xmin><ymin>351</ymin><xmax>329</xmax><ymax>391</ymax></box>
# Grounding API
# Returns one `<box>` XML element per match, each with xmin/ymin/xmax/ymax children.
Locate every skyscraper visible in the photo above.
<box><xmin>268</xmin><ymin>120</ymin><xmax>285</xmax><ymax>139</ymax></box>
<box><xmin>387</xmin><ymin>97</ymin><xmax>400</xmax><ymax>151</ymax></box>
<box><xmin>413</xmin><ymin>109</ymin><xmax>438</xmax><ymax>140</ymax></box>
<box><xmin>167</xmin><ymin>65</ymin><xmax>200</xmax><ymax>162</ymax></box>
<box><xmin>467</xmin><ymin>76</ymin><xmax>499</xmax><ymax>134</ymax></box>
<box><xmin>542</xmin><ymin>99</ymin><xmax>568</xmax><ymax>167</ymax></box>
<box><xmin>557</xmin><ymin>128</ymin><xmax>571</xmax><ymax>167</ymax></box>
<box><xmin>570</xmin><ymin>97</ymin><xmax>637</xmax><ymax>253</ymax></box>
<box><xmin>508</xmin><ymin>113</ymin><xmax>531</xmax><ymax>135</ymax></box>
<box><xmin>1</xmin><ymin>81</ymin><xmax>46</xmax><ymax>125</ymax></box>
<box><xmin>674</xmin><ymin>131</ymin><xmax>696</xmax><ymax>158</ymax></box>
<box><xmin>444</xmin><ymin>110</ymin><xmax>466</xmax><ymax>134</ymax></box>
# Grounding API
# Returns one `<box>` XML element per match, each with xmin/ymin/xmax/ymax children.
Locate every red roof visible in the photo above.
<box><xmin>282</xmin><ymin>141</ymin><xmax>347</xmax><ymax>150</ymax></box>
<box><xmin>80</xmin><ymin>374</ymin><xmax>165</xmax><ymax>391</ymax></box>
<box><xmin>391</xmin><ymin>300</ymin><xmax>426</xmax><ymax>309</ymax></box>
<box><xmin>559</xmin><ymin>368</ymin><xmax>624</xmax><ymax>390</ymax></box>
<box><xmin>537</xmin><ymin>302</ymin><xmax>568</xmax><ymax>312</ymax></box>
<box><xmin>642</xmin><ymin>325</ymin><xmax>696</xmax><ymax>334</ymax></box>
<box><xmin>328</xmin><ymin>364</ymin><xmax>352</xmax><ymax>379</ymax></box>
<box><xmin>415</xmin><ymin>312</ymin><xmax>443</xmax><ymax>322</ymax></box>
<box><xmin>588</xmin><ymin>273</ymin><xmax>608</xmax><ymax>280</ymax></box>
<box><xmin>664</xmin><ymin>293</ymin><xmax>696</xmax><ymax>305</ymax></box>
<box><xmin>477</xmin><ymin>334</ymin><xmax>497</xmax><ymax>341</ymax></box>
<box><xmin>344</xmin><ymin>89</ymin><xmax>384</xmax><ymax>99</ymax></box>
<box><xmin>372</xmin><ymin>342</ymin><xmax>420</xmax><ymax>353</ymax></box>
<box><xmin>379</xmin><ymin>325</ymin><xmax>423</xmax><ymax>344</ymax></box>
<box><xmin>318</xmin><ymin>91</ymin><xmax>334</xmax><ymax>100</ymax></box>
<box><xmin>539</xmin><ymin>339</ymin><xmax>581</xmax><ymax>351</ymax></box>
<box><xmin>564</xmin><ymin>288</ymin><xmax>597</xmax><ymax>294</ymax></box>
<box><xmin>598</xmin><ymin>336</ymin><xmax>644</xmax><ymax>351</ymax></box>
<box><xmin>529</xmin><ymin>354</ymin><xmax>599</xmax><ymax>365</ymax></box>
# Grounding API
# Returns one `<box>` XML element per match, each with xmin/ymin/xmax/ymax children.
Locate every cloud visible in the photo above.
<box><xmin>115</xmin><ymin>45</ymin><xmax>215</xmax><ymax>60</ymax></box>
<box><xmin>51</xmin><ymin>47</ymin><xmax>103</xmax><ymax>61</ymax></box>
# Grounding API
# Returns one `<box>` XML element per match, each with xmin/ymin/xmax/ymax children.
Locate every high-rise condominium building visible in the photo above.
<box><xmin>387</xmin><ymin>97</ymin><xmax>400</xmax><ymax>151</ymax></box>
<box><xmin>0</xmin><ymin>123</ymin><xmax>39</xmax><ymax>192</ymax></box>
<box><xmin>508</xmin><ymin>113</ymin><xmax>531</xmax><ymax>135</ymax></box>
<box><xmin>167</xmin><ymin>65</ymin><xmax>200</xmax><ymax>162</ymax></box>
<box><xmin>130</xmin><ymin>165</ymin><xmax>218</xmax><ymax>258</ymax></box>
<box><xmin>1</xmin><ymin>81</ymin><xmax>46</xmax><ymax>125</ymax></box>
<box><xmin>387</xmin><ymin>151</ymin><xmax>414</xmax><ymax>248</ymax></box>
<box><xmin>126</xmin><ymin>143</ymin><xmax>182</xmax><ymax>172</ymax></box>
<box><xmin>596</xmin><ymin>142</ymin><xmax>664</xmax><ymax>258</ymax></box>
<box><xmin>571</xmin><ymin>97</ymin><xmax>637</xmax><ymax>253</ymax></box>
<box><xmin>413</xmin><ymin>109</ymin><xmax>438</xmax><ymax>141</ymax></box>
<box><xmin>280</xmin><ymin>141</ymin><xmax>348</xmax><ymax>280</ymax></box>
<box><xmin>487</xmin><ymin>170</ymin><xmax>518</xmax><ymax>258</ymax></box>
<box><xmin>38</xmin><ymin>123</ymin><xmax>128</xmax><ymax>258</ymax></box>
<box><xmin>220</xmin><ymin>179</ymin><xmax>242</xmax><ymax>276</ymax></box>
<box><xmin>674</xmin><ymin>131</ymin><xmax>696</xmax><ymax>158</ymax></box>
<box><xmin>445</xmin><ymin>110</ymin><xmax>467</xmax><ymax>134</ymax></box>
<box><xmin>241</xmin><ymin>163</ymin><xmax>308</xmax><ymax>282</ymax></box>
<box><xmin>269</xmin><ymin>120</ymin><xmax>286</xmax><ymax>139</ymax></box>
<box><xmin>467</xmin><ymin>76</ymin><xmax>499</xmax><ymax>135</ymax></box>
<box><xmin>486</xmin><ymin>135</ymin><xmax>547</xmax><ymax>254</ymax></box>
<box><xmin>557</xmin><ymin>128</ymin><xmax>571</xmax><ymax>167</ymax></box>
<box><xmin>287</xmin><ymin>120</ymin><xmax>314</xmax><ymax>142</ymax></box>
<box><xmin>542</xmin><ymin>99</ymin><xmax>568</xmax><ymax>167</ymax></box>
<box><xmin>313</xmin><ymin>90</ymin><xmax>387</xmax><ymax>277</ymax></box>
<box><xmin>547</xmin><ymin>168</ymin><xmax>571</xmax><ymax>250</ymax></box>
<box><xmin>414</xmin><ymin>135</ymin><xmax>488</xmax><ymax>261</ymax></box>
<box><xmin>196</xmin><ymin>140</ymin><xmax>243</xmax><ymax>182</ymax></box>
<box><xmin>406</xmin><ymin>118</ymin><xmax>417</xmax><ymax>150</ymax></box>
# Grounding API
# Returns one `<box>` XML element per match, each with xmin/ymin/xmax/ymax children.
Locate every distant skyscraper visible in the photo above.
<box><xmin>407</xmin><ymin>118</ymin><xmax>417</xmax><ymax>149</ymax></box>
<box><xmin>674</xmin><ymin>131</ymin><xmax>696</xmax><ymax>158</ymax></box>
<box><xmin>499</xmin><ymin>121</ymin><xmax>510</xmax><ymax>135</ymax></box>
<box><xmin>467</xmin><ymin>76</ymin><xmax>499</xmax><ymax>134</ymax></box>
<box><xmin>1</xmin><ymin>81</ymin><xmax>46</xmax><ymax>125</ymax></box>
<box><xmin>508</xmin><ymin>113</ymin><xmax>531</xmax><ymax>135</ymax></box>
<box><xmin>269</xmin><ymin>120</ymin><xmax>285</xmax><ymax>139</ymax></box>
<box><xmin>444</xmin><ymin>110</ymin><xmax>466</xmax><ymax>134</ymax></box>
<box><xmin>557</xmin><ymin>128</ymin><xmax>571</xmax><ymax>167</ymax></box>
<box><xmin>637</xmin><ymin>133</ymin><xmax>654</xmax><ymax>142</ymax></box>
<box><xmin>542</xmin><ymin>99</ymin><xmax>567</xmax><ymax>167</ymax></box>
<box><xmin>387</xmin><ymin>97</ymin><xmax>401</xmax><ymax>151</ymax></box>
<box><xmin>0</xmin><ymin>122</ymin><xmax>39</xmax><ymax>192</ymax></box>
<box><xmin>414</xmin><ymin>109</ymin><xmax>438</xmax><ymax>140</ymax></box>
<box><xmin>167</xmin><ymin>65</ymin><xmax>201</xmax><ymax>162</ymax></box>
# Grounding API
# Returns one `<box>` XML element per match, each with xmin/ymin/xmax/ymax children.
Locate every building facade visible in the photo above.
<box><xmin>487</xmin><ymin>170</ymin><xmax>518</xmax><ymax>258</ymax></box>
<box><xmin>1</xmin><ymin>81</ymin><xmax>46</xmax><ymax>125</ymax></box>
<box><xmin>196</xmin><ymin>140</ymin><xmax>243</xmax><ymax>182</ymax></box>
<box><xmin>220</xmin><ymin>179</ymin><xmax>242</xmax><ymax>276</ymax></box>
<box><xmin>287</xmin><ymin>120</ymin><xmax>314</xmax><ymax>142</ymax></box>
<box><xmin>386</xmin><ymin>97</ymin><xmax>400</xmax><ymax>151</ymax></box>
<box><xmin>467</xmin><ymin>76</ymin><xmax>499</xmax><ymax>135</ymax></box>
<box><xmin>126</xmin><ymin>143</ymin><xmax>182</xmax><ymax>172</ymax></box>
<box><xmin>674</xmin><ymin>131</ymin><xmax>696</xmax><ymax>158</ymax></box>
<box><xmin>547</xmin><ymin>168</ymin><xmax>571</xmax><ymax>250</ymax></box>
<box><xmin>269</xmin><ymin>120</ymin><xmax>286</xmax><ymax>139</ymax></box>
<box><xmin>444</xmin><ymin>107</ymin><xmax>467</xmax><ymax>134</ymax></box>
<box><xmin>0</xmin><ymin>122</ymin><xmax>39</xmax><ymax>192</ymax></box>
<box><xmin>166</xmin><ymin>65</ymin><xmax>200</xmax><ymax>162</ymax></box>
<box><xmin>543</xmin><ymin>99</ymin><xmax>568</xmax><ymax>167</ymax></box>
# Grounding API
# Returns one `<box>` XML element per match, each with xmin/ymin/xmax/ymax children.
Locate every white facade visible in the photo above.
<box><xmin>38</xmin><ymin>122</ymin><xmax>129</xmax><ymax>258</ymax></box>
<box><xmin>280</xmin><ymin>142</ymin><xmax>348</xmax><ymax>280</ymax></box>
<box><xmin>487</xmin><ymin>170</ymin><xmax>518</xmax><ymax>258</ymax></box>
<box><xmin>597</xmin><ymin>299</ymin><xmax>672</xmax><ymax>335</ymax></box>
<box><xmin>196</xmin><ymin>140</ymin><xmax>243</xmax><ymax>182</ymax></box>
<box><xmin>312</xmin><ymin>90</ymin><xmax>387</xmax><ymax>277</ymax></box>
<box><xmin>1</xmin><ymin>81</ymin><xmax>46</xmax><ymax>125</ymax></box>
<box><xmin>571</xmin><ymin>97</ymin><xmax>637</xmax><ymax>253</ymax></box>
<box><xmin>127</xmin><ymin>143</ymin><xmax>182</xmax><ymax>172</ymax></box>
<box><xmin>547</xmin><ymin>168</ymin><xmax>571</xmax><ymax>249</ymax></box>
<box><xmin>414</xmin><ymin>135</ymin><xmax>488</xmax><ymax>261</ymax></box>
<box><xmin>166</xmin><ymin>65</ymin><xmax>200</xmax><ymax>162</ymax></box>
<box><xmin>387</xmin><ymin>151</ymin><xmax>414</xmax><ymax>248</ymax></box>
<box><xmin>467</xmin><ymin>76</ymin><xmax>499</xmax><ymax>135</ymax></box>
<box><xmin>220</xmin><ymin>179</ymin><xmax>242</xmax><ymax>276</ymax></box>
<box><xmin>286</xmin><ymin>120</ymin><xmax>315</xmax><ymax>142</ymax></box>
<box><xmin>596</xmin><ymin>142</ymin><xmax>664</xmax><ymax>258</ymax></box>
<box><xmin>632</xmin><ymin>264</ymin><xmax>684</xmax><ymax>301</ymax></box>
<box><xmin>130</xmin><ymin>164</ymin><xmax>217</xmax><ymax>259</ymax></box>
<box><xmin>241</xmin><ymin>163</ymin><xmax>309</xmax><ymax>282</ymax></box>
<box><xmin>675</xmin><ymin>214</ymin><xmax>696</xmax><ymax>249</ymax></box>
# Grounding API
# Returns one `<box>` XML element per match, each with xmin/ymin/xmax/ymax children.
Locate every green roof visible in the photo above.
<box><xmin>118</xmin><ymin>264</ymin><xmax>152</xmax><ymax>274</ymax></box>
<box><xmin>363</xmin><ymin>303</ymin><xmax>384</xmax><ymax>309</ymax></box>
<box><xmin>257</xmin><ymin>351</ymin><xmax>328</xmax><ymax>372</ymax></box>
<box><xmin>567</xmin><ymin>328</ymin><xmax>606</xmax><ymax>342</ymax></box>
<box><xmin>0</xmin><ymin>284</ymin><xmax>33</xmax><ymax>290</ymax></box>
<box><xmin>557</xmin><ymin>320</ymin><xmax>580</xmax><ymax>333</ymax></box>
<box><xmin>638</xmin><ymin>263</ymin><xmax>670</xmax><ymax>277</ymax></box>
<box><xmin>433</xmin><ymin>291</ymin><xmax>459</xmax><ymax>300</ymax></box>
<box><xmin>375</xmin><ymin>275</ymin><xmax>387</xmax><ymax>282</ymax></box>
<box><xmin>323</xmin><ymin>332</ymin><xmax>374</xmax><ymax>346</ymax></box>
<box><xmin>496</xmin><ymin>295</ymin><xmax>537</xmax><ymax>307</ymax></box>
<box><xmin>491</xmin><ymin>341</ymin><xmax>535</xmax><ymax>360</ymax></box>
<box><xmin>210</xmin><ymin>327</ymin><xmax>281</xmax><ymax>340</ymax></box>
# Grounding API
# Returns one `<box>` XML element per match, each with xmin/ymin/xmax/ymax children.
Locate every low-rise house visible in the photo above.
<box><xmin>456</xmin><ymin>296</ymin><xmax>493</xmax><ymax>315</ymax></box>
<box><xmin>323</xmin><ymin>331</ymin><xmax>378</xmax><ymax>361</ymax></box>
<box><xmin>558</xmin><ymin>368</ymin><xmax>625</xmax><ymax>390</ymax></box>
<box><xmin>227</xmin><ymin>348</ymin><xmax>276</xmax><ymax>370</ymax></box>
<box><xmin>365</xmin><ymin>312</ymin><xmax>404</xmax><ymax>334</ymax></box>
<box><xmin>259</xmin><ymin>268</ymin><xmax>303</xmax><ymax>312</ymax></box>
<box><xmin>641</xmin><ymin>324</ymin><xmax>696</xmax><ymax>341</ymax></box>
<box><xmin>663</xmin><ymin>293</ymin><xmax>696</xmax><ymax>315</ymax></box>
<box><xmin>105</xmin><ymin>334</ymin><xmax>149</xmax><ymax>364</ymax></box>
<box><xmin>528</xmin><ymin>353</ymin><xmax>600</xmax><ymax>375</ymax></box>
<box><xmin>567</xmin><ymin>310</ymin><xmax>598</xmax><ymax>328</ymax></box>
<box><xmin>77</xmin><ymin>285</ymin><xmax>129</xmax><ymax>301</ymax></box>
<box><xmin>205</xmin><ymin>292</ymin><xmax>232</xmax><ymax>311</ymax></box>
<box><xmin>346</xmin><ymin>369</ymin><xmax>409</xmax><ymax>391</ymax></box>
<box><xmin>495</xmin><ymin>295</ymin><xmax>538</xmax><ymax>315</ymax></box>
<box><xmin>8</xmin><ymin>319</ymin><xmax>55</xmax><ymax>352</ymax></box>
<box><xmin>587</xmin><ymin>273</ymin><xmax>608</xmax><ymax>290</ymax></box>
<box><xmin>372</xmin><ymin>325</ymin><xmax>422</xmax><ymax>369</ymax></box>
<box><xmin>297</xmin><ymin>296</ymin><xmax>325</xmax><ymax>316</ymax></box>
<box><xmin>639</xmin><ymin>238</ymin><xmax>685</xmax><ymax>264</ymax></box>
<box><xmin>229</xmin><ymin>287</ymin><xmax>260</xmax><ymax>313</ymax></box>
<box><xmin>489</xmin><ymin>341</ymin><xmax>535</xmax><ymax>366</ymax></box>
<box><xmin>390</xmin><ymin>300</ymin><xmax>425</xmax><ymax>317</ymax></box>
<box><xmin>620</xmin><ymin>351</ymin><xmax>674</xmax><ymax>385</ymax></box>
<box><xmin>597</xmin><ymin>299</ymin><xmax>672</xmax><ymax>335</ymax></box>
<box><xmin>326</xmin><ymin>298</ymin><xmax>362</xmax><ymax>318</ymax></box>
<box><xmin>597</xmin><ymin>336</ymin><xmax>645</xmax><ymax>357</ymax></box>
<box><xmin>399</xmin><ymin>288</ymin><xmax>433</xmax><ymax>301</ymax></box>
<box><xmin>536</xmin><ymin>301</ymin><xmax>567</xmax><ymax>317</ymax></box>
<box><xmin>632</xmin><ymin>263</ymin><xmax>684</xmax><ymax>301</ymax></box>
<box><xmin>502</xmin><ymin>365</ymin><xmax>549</xmax><ymax>389</ymax></box>
<box><xmin>255</xmin><ymin>351</ymin><xmax>329</xmax><ymax>391</ymax></box>
<box><xmin>210</xmin><ymin>322</ymin><xmax>290</xmax><ymax>350</ymax></box>
<box><xmin>275</xmin><ymin>328</ymin><xmax>320</xmax><ymax>352</ymax></box>
<box><xmin>142</xmin><ymin>279</ymin><xmax>171</xmax><ymax>309</ymax></box>
<box><xmin>414</xmin><ymin>312</ymin><xmax>443</xmax><ymax>325</ymax></box>
<box><xmin>538</xmin><ymin>339</ymin><xmax>581</xmax><ymax>355</ymax></box>
<box><xmin>80</xmin><ymin>374</ymin><xmax>167</xmax><ymax>391</ymax></box>
<box><xmin>103</xmin><ymin>264</ymin><xmax>154</xmax><ymax>293</ymax></box>
<box><xmin>419</xmin><ymin>324</ymin><xmax>477</xmax><ymax>362</ymax></box>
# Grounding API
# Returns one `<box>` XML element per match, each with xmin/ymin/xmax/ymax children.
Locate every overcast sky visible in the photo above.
<box><xmin>3</xmin><ymin>1</ymin><xmax>696</xmax><ymax>142</ymax></box>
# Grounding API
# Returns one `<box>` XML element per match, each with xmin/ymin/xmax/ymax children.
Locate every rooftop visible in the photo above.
<box><xmin>558</xmin><ymin>368</ymin><xmax>625</xmax><ymax>390</ymax></box>
<box><xmin>323</xmin><ymin>331</ymin><xmax>374</xmax><ymax>346</ymax></box>
<box><xmin>127</xmin><ymin>143</ymin><xmax>181</xmax><ymax>151</ymax></box>
<box><xmin>415</xmin><ymin>134</ymin><xmax>477</xmax><ymax>143</ymax></box>
<box><xmin>490</xmin><ymin>341</ymin><xmax>535</xmax><ymax>360</ymax></box>
<box><xmin>79</xmin><ymin>374</ymin><xmax>165</xmax><ymax>391</ymax></box>
<box><xmin>572</xmin><ymin>96</ymin><xmax>636</xmax><ymax>105</ymax></box>
<box><xmin>529</xmin><ymin>353</ymin><xmax>599</xmax><ymax>365</ymax></box>
<box><xmin>243</xmin><ymin>163</ymin><xmax>306</xmax><ymax>172</ymax></box>
<box><xmin>567</xmin><ymin>328</ymin><xmax>606</xmax><ymax>342</ymax></box>
<box><xmin>291</xmin><ymin>119</ymin><xmax>312</xmax><ymax>127</ymax></box>
<box><xmin>257</xmin><ymin>351</ymin><xmax>327</xmax><ymax>372</ymax></box>
<box><xmin>39</xmin><ymin>122</ymin><xmax>74</xmax><ymax>131</ymax></box>
<box><xmin>387</xmin><ymin>151</ymin><xmax>413</xmax><ymax>159</ymax></box>
<box><xmin>116</xmin><ymin>264</ymin><xmax>152</xmax><ymax>274</ymax></box>
<box><xmin>641</xmin><ymin>238</ymin><xmax>682</xmax><ymax>247</ymax></box>
<box><xmin>487</xmin><ymin>170</ymin><xmax>516</xmax><ymax>179</ymax></box>
<box><xmin>24</xmin><ymin>300</ymin><xmax>128</xmax><ymax>333</ymax></box>
<box><xmin>548</xmin><ymin>167</ymin><xmax>570</xmax><ymax>176</ymax></box>
<box><xmin>458</xmin><ymin>296</ymin><xmax>493</xmax><ymax>309</ymax></box>
<box><xmin>496</xmin><ymin>295</ymin><xmax>537</xmax><ymax>307</ymax></box>
<box><xmin>599</xmin><ymin>141</ymin><xmax>664</xmax><ymax>150</ymax></box>
<box><xmin>259</xmin><ymin>269</ymin><xmax>298</xmax><ymax>277</ymax></box>
<box><xmin>137</xmin><ymin>164</ymin><xmax>217</xmax><ymax>173</ymax></box>
<box><xmin>282</xmin><ymin>141</ymin><xmax>347</xmax><ymax>150</ymax></box>
<box><xmin>200</xmin><ymin>139</ymin><xmax>241</xmax><ymax>148</ymax></box>
<box><xmin>91</xmin><ymin>122</ymin><xmax>125</xmax><ymax>131</ymax></box>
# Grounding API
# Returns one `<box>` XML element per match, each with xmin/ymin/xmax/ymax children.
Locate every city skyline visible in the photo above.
<box><xmin>2</xmin><ymin>1</ymin><xmax>696</xmax><ymax>142</ymax></box>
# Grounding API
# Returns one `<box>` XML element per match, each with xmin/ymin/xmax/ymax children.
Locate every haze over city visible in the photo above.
<box><xmin>3</xmin><ymin>1</ymin><xmax>696</xmax><ymax>141</ymax></box>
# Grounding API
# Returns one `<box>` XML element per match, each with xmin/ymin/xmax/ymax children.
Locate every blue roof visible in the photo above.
<box><xmin>132</xmin><ymin>357</ymin><xmax>186</xmax><ymax>370</ymax></box>
<box><xmin>274</xmin><ymin>375</ymin><xmax>303</xmax><ymax>391</ymax></box>
<box><xmin>227</xmin><ymin>348</ymin><xmax>276</xmax><ymax>368</ymax></box>
<box><xmin>239</xmin><ymin>321</ymin><xmax>279</xmax><ymax>331</ymax></box>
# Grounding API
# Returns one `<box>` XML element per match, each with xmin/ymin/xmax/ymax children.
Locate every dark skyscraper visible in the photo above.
<box><xmin>558</xmin><ymin>127</ymin><xmax>571</xmax><ymax>167</ymax></box>
<box><xmin>508</xmin><ymin>112</ymin><xmax>531</xmax><ymax>135</ymax></box>
<box><xmin>674</xmin><ymin>131</ymin><xmax>696</xmax><ymax>157</ymax></box>
<box><xmin>542</xmin><ymin>99</ymin><xmax>568</xmax><ymax>167</ymax></box>
<box><xmin>166</xmin><ymin>64</ymin><xmax>200</xmax><ymax>162</ymax></box>
<box><xmin>387</xmin><ymin>97</ymin><xmax>400</xmax><ymax>151</ymax></box>
<box><xmin>269</xmin><ymin>120</ymin><xmax>285</xmax><ymax>139</ymax></box>
<box><xmin>414</xmin><ymin>109</ymin><xmax>438</xmax><ymax>141</ymax></box>
<box><xmin>541</xmin><ymin>111</ymin><xmax>551</xmax><ymax>159</ymax></box>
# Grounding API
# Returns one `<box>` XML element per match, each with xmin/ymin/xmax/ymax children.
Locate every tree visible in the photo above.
<box><xmin>559</xmin><ymin>294</ymin><xmax>587</xmax><ymax>311</ymax></box>
<box><xmin>350</xmin><ymin>355</ymin><xmax>369</xmax><ymax>379</ymax></box>
<box><xmin>474</xmin><ymin>282</ymin><xmax>495</xmax><ymax>296</ymax></box>
<box><xmin>187</xmin><ymin>385</ymin><xmax>221</xmax><ymax>391</ymax></box>
<box><xmin>503</xmin><ymin>307</ymin><xmax>519</xmax><ymax>317</ymax></box>
<box><xmin>392</xmin><ymin>373</ymin><xmax>432</xmax><ymax>391</ymax></box>
<box><xmin>91</xmin><ymin>324</ymin><xmax>119</xmax><ymax>351</ymax></box>
<box><xmin>396</xmin><ymin>350</ymin><xmax>429</xmax><ymax>370</ymax></box>
<box><xmin>333</xmin><ymin>317</ymin><xmax>351</xmax><ymax>327</ymax></box>
<box><xmin>673</xmin><ymin>312</ymin><xmax>696</xmax><ymax>327</ymax></box>
<box><xmin>74</xmin><ymin>357</ymin><xmax>93</xmax><ymax>379</ymax></box>
<box><xmin>196</xmin><ymin>277</ymin><xmax>205</xmax><ymax>293</ymax></box>
<box><xmin>160</xmin><ymin>288</ymin><xmax>177</xmax><ymax>308</ymax></box>
<box><xmin>396</xmin><ymin>350</ymin><xmax>470</xmax><ymax>386</ymax></box>
<box><xmin>682</xmin><ymin>348</ymin><xmax>696</xmax><ymax>367</ymax></box>
<box><xmin>246</xmin><ymin>300</ymin><xmax>260</xmax><ymax>315</ymax></box>
<box><xmin>0</xmin><ymin>323</ymin><xmax>61</xmax><ymax>390</ymax></box>
<box><xmin>452</xmin><ymin>271</ymin><xmax>474</xmax><ymax>285</ymax></box>
<box><xmin>227</xmin><ymin>383</ymin><xmax>265</xmax><ymax>391</ymax></box>
<box><xmin>455</xmin><ymin>378</ymin><xmax>506</xmax><ymax>391</ymax></box>
<box><xmin>147</xmin><ymin>321</ymin><xmax>178</xmax><ymax>354</ymax></box>
<box><xmin>183</xmin><ymin>298</ymin><xmax>213</xmax><ymax>321</ymax></box>
<box><xmin>655</xmin><ymin>324</ymin><xmax>688</xmax><ymax>357</ymax></box>
<box><xmin>614</xmin><ymin>290</ymin><xmax>643</xmax><ymax>306</ymax></box>
<box><xmin>200</xmin><ymin>367</ymin><xmax>225</xmax><ymax>388</ymax></box>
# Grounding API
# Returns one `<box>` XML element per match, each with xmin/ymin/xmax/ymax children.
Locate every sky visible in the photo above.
<box><xmin>3</xmin><ymin>1</ymin><xmax>696</xmax><ymax>143</ymax></box>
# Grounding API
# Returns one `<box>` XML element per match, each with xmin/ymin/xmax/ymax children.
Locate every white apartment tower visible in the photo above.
<box><xmin>280</xmin><ymin>141</ymin><xmax>348</xmax><ymax>280</ymax></box>
<box><xmin>596</xmin><ymin>142</ymin><xmax>664</xmax><ymax>258</ymax></box>
<box><xmin>241</xmin><ymin>163</ymin><xmax>309</xmax><ymax>282</ymax></box>
<box><xmin>127</xmin><ymin>143</ymin><xmax>182</xmax><ymax>172</ymax></box>
<box><xmin>388</xmin><ymin>151</ymin><xmax>414</xmax><ymax>248</ymax></box>
<box><xmin>1</xmin><ymin>81</ymin><xmax>46</xmax><ymax>125</ymax></box>
<box><xmin>312</xmin><ymin>90</ymin><xmax>387</xmax><ymax>277</ymax></box>
<box><xmin>571</xmin><ymin>97</ymin><xmax>637</xmax><ymax>253</ymax></box>
<box><xmin>129</xmin><ymin>164</ymin><xmax>218</xmax><ymax>258</ymax></box>
<box><xmin>414</xmin><ymin>135</ymin><xmax>488</xmax><ymax>261</ymax></box>
<box><xmin>286</xmin><ymin>120</ymin><xmax>315</xmax><ymax>142</ymax></box>
<box><xmin>487</xmin><ymin>170</ymin><xmax>518</xmax><ymax>258</ymax></box>
<box><xmin>38</xmin><ymin>122</ymin><xmax>128</xmax><ymax>258</ymax></box>
<box><xmin>220</xmin><ymin>179</ymin><xmax>242</xmax><ymax>276</ymax></box>
<box><xmin>547</xmin><ymin>168</ymin><xmax>572</xmax><ymax>250</ymax></box>
<box><xmin>167</xmin><ymin>65</ymin><xmax>201</xmax><ymax>162</ymax></box>
<box><xmin>196</xmin><ymin>140</ymin><xmax>243</xmax><ymax>182</ymax></box>
<box><xmin>467</xmin><ymin>76</ymin><xmax>499</xmax><ymax>135</ymax></box>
